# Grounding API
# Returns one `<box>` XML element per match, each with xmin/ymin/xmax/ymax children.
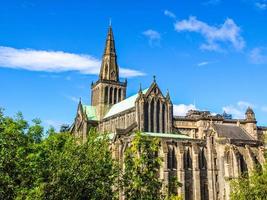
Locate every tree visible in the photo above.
<box><xmin>121</xmin><ymin>132</ymin><xmax>163</xmax><ymax>200</ymax></box>
<box><xmin>0</xmin><ymin>109</ymin><xmax>118</xmax><ymax>200</ymax></box>
<box><xmin>0</xmin><ymin>109</ymin><xmax>31</xmax><ymax>200</ymax></box>
<box><xmin>17</xmin><ymin>129</ymin><xmax>118</xmax><ymax>200</ymax></box>
<box><xmin>230</xmin><ymin>163</ymin><xmax>267</xmax><ymax>200</ymax></box>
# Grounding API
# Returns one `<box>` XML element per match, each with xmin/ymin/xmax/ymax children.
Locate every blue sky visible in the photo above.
<box><xmin>0</xmin><ymin>0</ymin><xmax>267</xmax><ymax>129</ymax></box>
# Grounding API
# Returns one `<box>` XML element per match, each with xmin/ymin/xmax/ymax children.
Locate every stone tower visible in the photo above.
<box><xmin>91</xmin><ymin>25</ymin><xmax>127</xmax><ymax>119</ymax></box>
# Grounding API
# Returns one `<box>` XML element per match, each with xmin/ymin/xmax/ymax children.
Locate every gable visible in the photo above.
<box><xmin>144</xmin><ymin>82</ymin><xmax>165</xmax><ymax>99</ymax></box>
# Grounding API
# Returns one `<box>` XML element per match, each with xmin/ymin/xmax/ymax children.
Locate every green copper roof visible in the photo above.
<box><xmin>104</xmin><ymin>88</ymin><xmax>149</xmax><ymax>119</ymax></box>
<box><xmin>82</xmin><ymin>105</ymin><xmax>98</xmax><ymax>121</ymax></box>
<box><xmin>141</xmin><ymin>132</ymin><xmax>191</xmax><ymax>139</ymax></box>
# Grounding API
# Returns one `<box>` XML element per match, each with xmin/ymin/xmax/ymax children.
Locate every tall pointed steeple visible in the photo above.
<box><xmin>99</xmin><ymin>25</ymin><xmax>119</xmax><ymax>81</ymax></box>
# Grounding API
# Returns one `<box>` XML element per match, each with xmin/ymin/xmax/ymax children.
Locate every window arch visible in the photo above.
<box><xmin>162</xmin><ymin>104</ymin><xmax>165</xmax><ymax>133</ymax></box>
<box><xmin>104</xmin><ymin>86</ymin><xmax>108</xmax><ymax>104</ymax></box>
<box><xmin>167</xmin><ymin>146</ymin><xmax>177</xmax><ymax>170</ymax></box>
<box><xmin>239</xmin><ymin>153</ymin><xmax>248</xmax><ymax>177</ymax></box>
<box><xmin>114</xmin><ymin>88</ymin><xmax>117</xmax><ymax>104</ymax></box>
<box><xmin>144</xmin><ymin>101</ymin><xmax>149</xmax><ymax>132</ymax></box>
<box><xmin>109</xmin><ymin>87</ymin><xmax>113</xmax><ymax>104</ymax></box>
<box><xmin>199</xmin><ymin>148</ymin><xmax>207</xmax><ymax>169</ymax></box>
<box><xmin>184</xmin><ymin>148</ymin><xmax>192</xmax><ymax>169</ymax></box>
<box><xmin>150</xmin><ymin>98</ymin><xmax>154</xmax><ymax>132</ymax></box>
<box><xmin>156</xmin><ymin>100</ymin><xmax>160</xmax><ymax>132</ymax></box>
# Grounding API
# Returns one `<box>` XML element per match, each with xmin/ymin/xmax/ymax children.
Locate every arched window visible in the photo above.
<box><xmin>172</xmin><ymin>147</ymin><xmax>177</xmax><ymax>169</ymax></box>
<box><xmin>150</xmin><ymin>98</ymin><xmax>154</xmax><ymax>132</ymax></box>
<box><xmin>240</xmin><ymin>154</ymin><xmax>248</xmax><ymax>177</ymax></box>
<box><xmin>156</xmin><ymin>100</ymin><xmax>160</xmax><ymax>132</ymax></box>
<box><xmin>199</xmin><ymin>148</ymin><xmax>207</xmax><ymax>169</ymax></box>
<box><xmin>167</xmin><ymin>146</ymin><xmax>172</xmax><ymax>169</ymax></box>
<box><xmin>104</xmin><ymin>86</ymin><xmax>108</xmax><ymax>104</ymax></box>
<box><xmin>184</xmin><ymin>148</ymin><xmax>192</xmax><ymax>169</ymax></box>
<box><xmin>144</xmin><ymin>101</ymin><xmax>149</xmax><ymax>132</ymax></box>
<box><xmin>114</xmin><ymin>88</ymin><xmax>117</xmax><ymax>104</ymax></box>
<box><xmin>167</xmin><ymin>146</ymin><xmax>177</xmax><ymax>170</ymax></box>
<box><xmin>109</xmin><ymin>87</ymin><xmax>113</xmax><ymax>104</ymax></box>
<box><xmin>162</xmin><ymin>104</ymin><xmax>165</xmax><ymax>133</ymax></box>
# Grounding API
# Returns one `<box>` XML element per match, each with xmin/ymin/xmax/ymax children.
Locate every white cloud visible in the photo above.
<box><xmin>173</xmin><ymin>104</ymin><xmax>197</xmax><ymax>116</ymax></box>
<box><xmin>222</xmin><ymin>101</ymin><xmax>255</xmax><ymax>119</ymax></box>
<box><xmin>174</xmin><ymin>16</ymin><xmax>245</xmax><ymax>51</ymax></box>
<box><xmin>249</xmin><ymin>47</ymin><xmax>267</xmax><ymax>64</ymax></box>
<box><xmin>255</xmin><ymin>2</ymin><xmax>267</xmax><ymax>10</ymax></box>
<box><xmin>197</xmin><ymin>61</ymin><xmax>210</xmax><ymax>66</ymax></box>
<box><xmin>0</xmin><ymin>46</ymin><xmax>145</xmax><ymax>77</ymax></box>
<box><xmin>164</xmin><ymin>10</ymin><xmax>176</xmax><ymax>19</ymax></box>
<box><xmin>142</xmin><ymin>29</ymin><xmax>161</xmax><ymax>46</ymax></box>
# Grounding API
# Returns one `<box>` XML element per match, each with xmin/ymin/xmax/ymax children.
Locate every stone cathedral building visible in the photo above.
<box><xmin>71</xmin><ymin>26</ymin><xmax>267</xmax><ymax>200</ymax></box>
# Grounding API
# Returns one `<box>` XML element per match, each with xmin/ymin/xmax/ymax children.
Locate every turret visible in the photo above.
<box><xmin>244</xmin><ymin>107</ymin><xmax>257</xmax><ymax>140</ymax></box>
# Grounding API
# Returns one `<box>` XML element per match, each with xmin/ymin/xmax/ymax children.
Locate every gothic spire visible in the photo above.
<box><xmin>99</xmin><ymin>25</ymin><xmax>119</xmax><ymax>81</ymax></box>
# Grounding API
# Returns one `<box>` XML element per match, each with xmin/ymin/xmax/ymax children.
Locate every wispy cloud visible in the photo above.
<box><xmin>0</xmin><ymin>46</ymin><xmax>145</xmax><ymax>77</ymax></box>
<box><xmin>142</xmin><ymin>29</ymin><xmax>161</xmax><ymax>46</ymax></box>
<box><xmin>223</xmin><ymin>101</ymin><xmax>255</xmax><ymax>119</ymax></box>
<box><xmin>249</xmin><ymin>47</ymin><xmax>267</xmax><ymax>64</ymax></box>
<box><xmin>174</xmin><ymin>16</ymin><xmax>245</xmax><ymax>52</ymax></box>
<box><xmin>65</xmin><ymin>95</ymin><xmax>80</xmax><ymax>103</ymax></box>
<box><xmin>173</xmin><ymin>104</ymin><xmax>197</xmax><ymax>116</ymax></box>
<box><xmin>255</xmin><ymin>1</ymin><xmax>267</xmax><ymax>10</ymax></box>
<box><xmin>197</xmin><ymin>61</ymin><xmax>211</xmax><ymax>66</ymax></box>
<box><xmin>164</xmin><ymin>10</ymin><xmax>176</xmax><ymax>19</ymax></box>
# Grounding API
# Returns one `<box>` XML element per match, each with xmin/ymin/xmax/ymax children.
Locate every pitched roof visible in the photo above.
<box><xmin>82</xmin><ymin>105</ymin><xmax>98</xmax><ymax>121</ymax></box>
<box><xmin>104</xmin><ymin>88</ymin><xmax>149</xmax><ymax>119</ymax></box>
<box><xmin>213</xmin><ymin>123</ymin><xmax>253</xmax><ymax>140</ymax></box>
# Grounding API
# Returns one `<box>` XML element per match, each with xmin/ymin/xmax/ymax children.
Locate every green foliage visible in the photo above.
<box><xmin>166</xmin><ymin>195</ymin><xmax>183</xmax><ymax>200</ymax></box>
<box><xmin>230</xmin><ymin>164</ymin><xmax>267</xmax><ymax>200</ymax></box>
<box><xmin>0</xmin><ymin>109</ymin><xmax>117</xmax><ymax>200</ymax></box>
<box><xmin>122</xmin><ymin>132</ymin><xmax>163</xmax><ymax>200</ymax></box>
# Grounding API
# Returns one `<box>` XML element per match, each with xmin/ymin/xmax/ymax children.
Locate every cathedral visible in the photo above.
<box><xmin>71</xmin><ymin>26</ymin><xmax>267</xmax><ymax>200</ymax></box>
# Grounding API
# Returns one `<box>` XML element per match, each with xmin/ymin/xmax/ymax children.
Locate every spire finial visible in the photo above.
<box><xmin>166</xmin><ymin>89</ymin><xmax>170</xmax><ymax>100</ymax></box>
<box><xmin>139</xmin><ymin>83</ymin><xmax>142</xmax><ymax>93</ymax></box>
<box><xmin>153</xmin><ymin>75</ymin><xmax>156</xmax><ymax>83</ymax></box>
<box><xmin>109</xmin><ymin>18</ymin><xmax>112</xmax><ymax>27</ymax></box>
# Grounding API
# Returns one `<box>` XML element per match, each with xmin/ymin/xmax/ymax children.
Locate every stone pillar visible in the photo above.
<box><xmin>108</xmin><ymin>86</ymin><xmax>110</xmax><ymax>104</ymax></box>
<box><xmin>206</xmin><ymin>135</ymin><xmax>216</xmax><ymax>200</ymax></box>
<box><xmin>245</xmin><ymin>146</ymin><xmax>256</xmax><ymax>175</ymax></box>
<box><xmin>162</xmin><ymin>142</ymin><xmax>169</xmax><ymax>192</ymax></box>
<box><xmin>231</xmin><ymin>147</ymin><xmax>240</xmax><ymax>178</ymax></box>
<box><xmin>116</xmin><ymin>87</ymin><xmax>119</xmax><ymax>103</ymax></box>
<box><xmin>177</xmin><ymin>145</ymin><xmax>185</xmax><ymax>199</ymax></box>
<box><xmin>192</xmin><ymin>144</ymin><xmax>201</xmax><ymax>200</ymax></box>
